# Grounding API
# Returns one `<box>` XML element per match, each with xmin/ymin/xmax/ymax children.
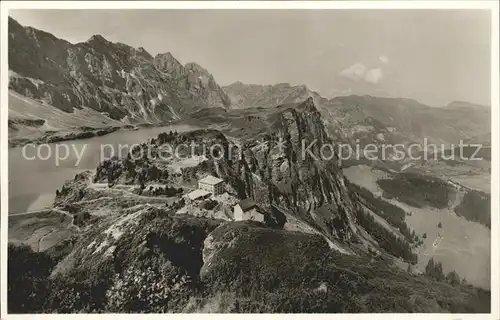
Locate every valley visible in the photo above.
<box><xmin>8</xmin><ymin>98</ymin><xmax>492</xmax><ymax>313</ymax></box>
<box><xmin>343</xmin><ymin>165</ymin><xmax>491</xmax><ymax>289</ymax></box>
<box><xmin>6</xmin><ymin>15</ymin><xmax>492</xmax><ymax>314</ymax></box>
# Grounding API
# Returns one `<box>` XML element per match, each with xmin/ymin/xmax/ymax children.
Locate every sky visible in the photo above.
<box><xmin>9</xmin><ymin>9</ymin><xmax>492</xmax><ymax>106</ymax></box>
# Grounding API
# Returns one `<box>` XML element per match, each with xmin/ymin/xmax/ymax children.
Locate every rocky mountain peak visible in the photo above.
<box><xmin>8</xmin><ymin>16</ymin><xmax>23</xmax><ymax>30</ymax></box>
<box><xmin>299</xmin><ymin>96</ymin><xmax>317</xmax><ymax>112</ymax></box>
<box><xmin>184</xmin><ymin>62</ymin><xmax>210</xmax><ymax>76</ymax></box>
<box><xmin>87</xmin><ymin>34</ymin><xmax>108</xmax><ymax>44</ymax></box>
<box><xmin>135</xmin><ymin>46</ymin><xmax>153</xmax><ymax>60</ymax></box>
<box><xmin>8</xmin><ymin>18</ymin><xmax>232</xmax><ymax>122</ymax></box>
<box><xmin>153</xmin><ymin>52</ymin><xmax>183</xmax><ymax>73</ymax></box>
<box><xmin>155</xmin><ymin>51</ymin><xmax>176</xmax><ymax>60</ymax></box>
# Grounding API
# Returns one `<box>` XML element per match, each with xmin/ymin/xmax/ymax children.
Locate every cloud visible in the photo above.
<box><xmin>364</xmin><ymin>68</ymin><xmax>384</xmax><ymax>84</ymax></box>
<box><xmin>339</xmin><ymin>63</ymin><xmax>384</xmax><ymax>84</ymax></box>
<box><xmin>338</xmin><ymin>63</ymin><xmax>367</xmax><ymax>81</ymax></box>
<box><xmin>326</xmin><ymin>87</ymin><xmax>352</xmax><ymax>97</ymax></box>
<box><xmin>379</xmin><ymin>55</ymin><xmax>389</xmax><ymax>64</ymax></box>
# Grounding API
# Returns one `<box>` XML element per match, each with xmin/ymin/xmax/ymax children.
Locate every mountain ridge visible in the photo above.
<box><xmin>8</xmin><ymin>17</ymin><xmax>231</xmax><ymax>124</ymax></box>
<box><xmin>9</xmin><ymin>16</ymin><xmax>490</xmax><ymax>150</ymax></box>
<box><xmin>222</xmin><ymin>81</ymin><xmax>491</xmax><ymax>146</ymax></box>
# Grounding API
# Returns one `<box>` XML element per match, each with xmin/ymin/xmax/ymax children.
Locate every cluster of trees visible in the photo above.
<box><xmin>124</xmin><ymin>158</ymin><xmax>169</xmax><ymax>186</ymax></box>
<box><xmin>377</xmin><ymin>172</ymin><xmax>451</xmax><ymax>209</ymax></box>
<box><xmin>95</xmin><ymin>154</ymin><xmax>170</xmax><ymax>190</ymax></box>
<box><xmin>169</xmin><ymin>198</ymin><xmax>186</xmax><ymax>210</ymax></box>
<box><xmin>93</xmin><ymin>159</ymin><xmax>123</xmax><ymax>186</ymax></box>
<box><xmin>181</xmin><ymin>162</ymin><xmax>213</xmax><ymax>182</ymax></box>
<box><xmin>201</xmin><ymin>199</ymin><xmax>219</xmax><ymax>210</ymax></box>
<box><xmin>425</xmin><ymin>258</ymin><xmax>463</xmax><ymax>286</ymax></box>
<box><xmin>156</xmin><ymin>131</ymin><xmax>179</xmax><ymax>145</ymax></box>
<box><xmin>347</xmin><ymin>182</ymin><xmax>420</xmax><ymax>244</ymax></box>
<box><xmin>354</xmin><ymin>206</ymin><xmax>418</xmax><ymax>264</ymax></box>
<box><xmin>144</xmin><ymin>185</ymin><xmax>183</xmax><ymax>197</ymax></box>
<box><xmin>454</xmin><ymin>190</ymin><xmax>490</xmax><ymax>228</ymax></box>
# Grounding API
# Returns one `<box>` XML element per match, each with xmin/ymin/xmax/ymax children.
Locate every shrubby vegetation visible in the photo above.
<box><xmin>353</xmin><ymin>205</ymin><xmax>418</xmax><ymax>264</ymax></box>
<box><xmin>8</xmin><ymin>219</ymin><xmax>490</xmax><ymax>313</ymax></box>
<box><xmin>7</xmin><ymin>244</ymin><xmax>55</xmax><ymax>313</ymax></box>
<box><xmin>425</xmin><ymin>258</ymin><xmax>462</xmax><ymax>287</ymax></box>
<box><xmin>200</xmin><ymin>222</ymin><xmax>489</xmax><ymax>313</ymax></box>
<box><xmin>377</xmin><ymin>172</ymin><xmax>451</xmax><ymax>209</ymax></box>
<box><xmin>345</xmin><ymin>181</ymin><xmax>424</xmax><ymax>262</ymax></box>
<box><xmin>201</xmin><ymin>199</ymin><xmax>219</xmax><ymax>210</ymax></box>
<box><xmin>143</xmin><ymin>185</ymin><xmax>183</xmax><ymax>197</ymax></box>
<box><xmin>346</xmin><ymin>181</ymin><xmax>419</xmax><ymax>243</ymax></box>
<box><xmin>454</xmin><ymin>190</ymin><xmax>490</xmax><ymax>228</ymax></box>
<box><xmin>425</xmin><ymin>258</ymin><xmax>445</xmax><ymax>282</ymax></box>
<box><xmin>8</xmin><ymin>211</ymin><xmax>221</xmax><ymax>313</ymax></box>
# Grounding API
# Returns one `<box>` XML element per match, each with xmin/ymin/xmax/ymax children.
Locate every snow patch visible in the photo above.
<box><xmin>93</xmin><ymin>240</ymin><xmax>109</xmax><ymax>255</ymax></box>
<box><xmin>86</xmin><ymin>240</ymin><xmax>97</xmax><ymax>250</ymax></box>
<box><xmin>104</xmin><ymin>245</ymin><xmax>117</xmax><ymax>257</ymax></box>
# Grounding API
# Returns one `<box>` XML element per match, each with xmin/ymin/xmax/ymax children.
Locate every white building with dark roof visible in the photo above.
<box><xmin>233</xmin><ymin>198</ymin><xmax>265</xmax><ymax>222</ymax></box>
<box><xmin>198</xmin><ymin>175</ymin><xmax>224</xmax><ymax>196</ymax></box>
<box><xmin>185</xmin><ymin>189</ymin><xmax>211</xmax><ymax>201</ymax></box>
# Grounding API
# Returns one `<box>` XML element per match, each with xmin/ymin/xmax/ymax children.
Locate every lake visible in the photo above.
<box><xmin>8</xmin><ymin>124</ymin><xmax>198</xmax><ymax>214</ymax></box>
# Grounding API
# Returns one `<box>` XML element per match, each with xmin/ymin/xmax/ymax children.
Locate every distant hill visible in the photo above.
<box><xmin>325</xmin><ymin>95</ymin><xmax>491</xmax><ymax>146</ymax></box>
<box><xmin>223</xmin><ymin>81</ymin><xmax>321</xmax><ymax>109</ymax></box>
<box><xmin>223</xmin><ymin>82</ymin><xmax>491</xmax><ymax>147</ymax></box>
<box><xmin>446</xmin><ymin>100</ymin><xmax>490</xmax><ymax>110</ymax></box>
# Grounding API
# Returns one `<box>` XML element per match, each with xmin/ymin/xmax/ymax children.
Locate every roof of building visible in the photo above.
<box><xmin>199</xmin><ymin>175</ymin><xmax>224</xmax><ymax>185</ymax></box>
<box><xmin>237</xmin><ymin>198</ymin><xmax>258</xmax><ymax>212</ymax></box>
<box><xmin>185</xmin><ymin>189</ymin><xmax>211</xmax><ymax>201</ymax></box>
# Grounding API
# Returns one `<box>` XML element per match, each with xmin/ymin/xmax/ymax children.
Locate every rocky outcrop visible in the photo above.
<box><xmin>214</xmin><ymin>97</ymin><xmax>359</xmax><ymax>241</ymax></box>
<box><xmin>89</xmin><ymin>98</ymin><xmax>359</xmax><ymax>242</ymax></box>
<box><xmin>8</xmin><ymin>17</ymin><xmax>231</xmax><ymax>124</ymax></box>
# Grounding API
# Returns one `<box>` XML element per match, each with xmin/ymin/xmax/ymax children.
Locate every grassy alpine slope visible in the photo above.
<box><xmin>8</xmin><ymin>219</ymin><xmax>490</xmax><ymax>313</ymax></box>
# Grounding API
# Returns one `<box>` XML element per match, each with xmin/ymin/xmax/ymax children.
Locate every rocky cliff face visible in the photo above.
<box><xmin>217</xmin><ymin>97</ymin><xmax>359</xmax><ymax>241</ymax></box>
<box><xmin>8</xmin><ymin>17</ymin><xmax>231</xmax><ymax>124</ymax></box>
<box><xmin>92</xmin><ymin>98</ymin><xmax>359</xmax><ymax>242</ymax></box>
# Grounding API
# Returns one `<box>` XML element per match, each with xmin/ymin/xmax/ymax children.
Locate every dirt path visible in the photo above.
<box><xmin>448</xmin><ymin>189</ymin><xmax>462</xmax><ymax>210</ymax></box>
<box><xmin>37</xmin><ymin>228</ymin><xmax>57</xmax><ymax>252</ymax></box>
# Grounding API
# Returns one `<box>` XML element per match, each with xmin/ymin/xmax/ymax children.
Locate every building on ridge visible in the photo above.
<box><xmin>233</xmin><ymin>198</ymin><xmax>265</xmax><ymax>222</ymax></box>
<box><xmin>198</xmin><ymin>175</ymin><xmax>224</xmax><ymax>196</ymax></box>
